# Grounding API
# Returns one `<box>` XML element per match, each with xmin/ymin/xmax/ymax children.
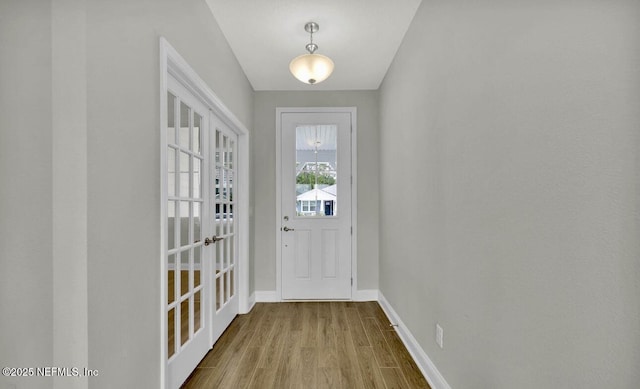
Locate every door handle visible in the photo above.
<box><xmin>282</xmin><ymin>226</ymin><xmax>295</xmax><ymax>232</ymax></box>
<box><xmin>204</xmin><ymin>235</ymin><xmax>223</xmax><ymax>246</ymax></box>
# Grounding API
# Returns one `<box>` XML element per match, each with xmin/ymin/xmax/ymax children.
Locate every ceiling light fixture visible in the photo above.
<box><xmin>289</xmin><ymin>22</ymin><xmax>334</xmax><ymax>85</ymax></box>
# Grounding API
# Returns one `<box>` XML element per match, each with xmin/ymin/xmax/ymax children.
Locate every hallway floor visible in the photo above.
<box><xmin>182</xmin><ymin>301</ymin><xmax>430</xmax><ymax>388</ymax></box>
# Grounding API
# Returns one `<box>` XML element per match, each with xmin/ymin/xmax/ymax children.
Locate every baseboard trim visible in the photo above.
<box><xmin>254</xmin><ymin>290</ymin><xmax>378</xmax><ymax>302</ymax></box>
<box><xmin>255</xmin><ymin>290</ymin><xmax>279</xmax><ymax>302</ymax></box>
<box><xmin>246</xmin><ymin>292</ymin><xmax>256</xmax><ymax>312</ymax></box>
<box><xmin>378</xmin><ymin>292</ymin><xmax>451</xmax><ymax>389</ymax></box>
<box><xmin>353</xmin><ymin>289</ymin><xmax>379</xmax><ymax>301</ymax></box>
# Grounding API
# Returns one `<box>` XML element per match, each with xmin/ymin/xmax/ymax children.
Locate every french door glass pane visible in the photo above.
<box><xmin>167</xmin><ymin>93</ymin><xmax>176</xmax><ymax>144</ymax></box>
<box><xmin>193</xmin><ymin>202</ymin><xmax>201</xmax><ymax>242</ymax></box>
<box><xmin>179</xmin><ymin>152</ymin><xmax>190</xmax><ymax>198</ymax></box>
<box><xmin>179</xmin><ymin>201</ymin><xmax>189</xmax><ymax>246</ymax></box>
<box><xmin>168</xmin><ymin>148</ymin><xmax>176</xmax><ymax>197</ymax></box>
<box><xmin>167</xmin><ymin>201</ymin><xmax>176</xmax><ymax>250</ymax></box>
<box><xmin>180</xmin><ymin>250</ymin><xmax>190</xmax><ymax>297</ymax></box>
<box><xmin>224</xmin><ymin>271</ymin><xmax>229</xmax><ymax>303</ymax></box>
<box><xmin>194</xmin><ymin>246</ymin><xmax>201</xmax><ymax>288</ymax></box>
<box><xmin>222</xmin><ymin>136</ymin><xmax>228</xmax><ymax>167</ymax></box>
<box><xmin>193</xmin><ymin>113</ymin><xmax>201</xmax><ymax>153</ymax></box>
<box><xmin>215</xmin><ymin>277</ymin><xmax>221</xmax><ymax>310</ymax></box>
<box><xmin>222</xmin><ymin>204</ymin><xmax>227</xmax><ymax>234</ymax></box>
<box><xmin>228</xmin><ymin>169</ymin><xmax>232</xmax><ymax>202</ymax></box>
<box><xmin>295</xmin><ymin>125</ymin><xmax>338</xmax><ymax>217</ymax></box>
<box><xmin>227</xmin><ymin>238</ymin><xmax>232</xmax><ymax>270</ymax></box>
<box><xmin>193</xmin><ymin>157</ymin><xmax>201</xmax><ymax>199</ymax></box>
<box><xmin>194</xmin><ymin>291</ymin><xmax>201</xmax><ymax>333</ymax></box>
<box><xmin>179</xmin><ymin>102</ymin><xmax>190</xmax><ymax>148</ymax></box>
<box><xmin>180</xmin><ymin>299</ymin><xmax>189</xmax><ymax>345</ymax></box>
<box><xmin>167</xmin><ymin>253</ymin><xmax>176</xmax><ymax>304</ymax></box>
<box><xmin>168</xmin><ymin>308</ymin><xmax>175</xmax><ymax>358</ymax></box>
<box><xmin>220</xmin><ymin>168</ymin><xmax>227</xmax><ymax>201</ymax></box>
<box><xmin>215</xmin><ymin>131</ymin><xmax>221</xmax><ymax>164</ymax></box>
<box><xmin>216</xmin><ymin>241</ymin><xmax>223</xmax><ymax>274</ymax></box>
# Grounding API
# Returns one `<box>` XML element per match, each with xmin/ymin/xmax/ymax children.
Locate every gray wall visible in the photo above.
<box><xmin>0</xmin><ymin>2</ymin><xmax>54</xmax><ymax>388</ymax></box>
<box><xmin>378</xmin><ymin>1</ymin><xmax>640</xmax><ymax>388</ymax></box>
<box><xmin>253</xmin><ymin>91</ymin><xmax>379</xmax><ymax>292</ymax></box>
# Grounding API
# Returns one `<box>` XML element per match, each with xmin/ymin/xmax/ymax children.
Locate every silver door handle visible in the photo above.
<box><xmin>282</xmin><ymin>226</ymin><xmax>295</xmax><ymax>232</ymax></box>
<box><xmin>204</xmin><ymin>235</ymin><xmax>223</xmax><ymax>246</ymax></box>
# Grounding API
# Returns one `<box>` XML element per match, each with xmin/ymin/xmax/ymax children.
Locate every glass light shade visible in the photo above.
<box><xmin>289</xmin><ymin>54</ymin><xmax>334</xmax><ymax>85</ymax></box>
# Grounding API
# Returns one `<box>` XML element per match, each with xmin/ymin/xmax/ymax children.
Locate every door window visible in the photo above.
<box><xmin>295</xmin><ymin>125</ymin><xmax>338</xmax><ymax>217</ymax></box>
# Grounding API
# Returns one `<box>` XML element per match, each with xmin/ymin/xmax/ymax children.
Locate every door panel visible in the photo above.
<box><xmin>294</xmin><ymin>230</ymin><xmax>312</xmax><ymax>279</ymax></box>
<box><xmin>280</xmin><ymin>112</ymin><xmax>352</xmax><ymax>300</ymax></box>
<box><xmin>321</xmin><ymin>229</ymin><xmax>338</xmax><ymax>278</ymax></box>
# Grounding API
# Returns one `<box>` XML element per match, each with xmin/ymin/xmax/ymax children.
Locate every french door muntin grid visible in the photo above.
<box><xmin>213</xmin><ymin>128</ymin><xmax>236</xmax><ymax>311</ymax></box>
<box><xmin>167</xmin><ymin>91</ymin><xmax>206</xmax><ymax>361</ymax></box>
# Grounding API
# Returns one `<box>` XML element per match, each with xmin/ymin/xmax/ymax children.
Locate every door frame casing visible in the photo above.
<box><xmin>159</xmin><ymin>37</ymin><xmax>251</xmax><ymax>389</ymax></box>
<box><xmin>275</xmin><ymin>107</ymin><xmax>358</xmax><ymax>301</ymax></box>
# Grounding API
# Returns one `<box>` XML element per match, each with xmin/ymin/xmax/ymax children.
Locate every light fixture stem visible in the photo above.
<box><xmin>304</xmin><ymin>22</ymin><xmax>319</xmax><ymax>54</ymax></box>
<box><xmin>307</xmin><ymin>30</ymin><xmax>314</xmax><ymax>53</ymax></box>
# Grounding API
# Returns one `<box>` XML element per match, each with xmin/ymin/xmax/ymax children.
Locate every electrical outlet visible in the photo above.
<box><xmin>436</xmin><ymin>323</ymin><xmax>444</xmax><ymax>349</ymax></box>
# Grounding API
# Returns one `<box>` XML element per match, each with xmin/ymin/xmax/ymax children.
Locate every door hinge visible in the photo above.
<box><xmin>351</xmin><ymin>277</ymin><xmax>353</xmax><ymax>286</ymax></box>
<box><xmin>350</xmin><ymin>226</ymin><xmax>353</xmax><ymax>235</ymax></box>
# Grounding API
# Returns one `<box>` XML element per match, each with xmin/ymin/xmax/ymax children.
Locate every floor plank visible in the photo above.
<box><xmin>181</xmin><ymin>302</ymin><xmax>431</xmax><ymax>389</ymax></box>
<box><xmin>356</xmin><ymin>346</ymin><xmax>388</xmax><ymax>389</ymax></box>
<box><xmin>362</xmin><ymin>317</ymin><xmax>398</xmax><ymax>368</ymax></box>
<box><xmin>381</xmin><ymin>367</ymin><xmax>411</xmax><ymax>389</ymax></box>
<box><xmin>382</xmin><ymin>329</ymin><xmax>431</xmax><ymax>388</ymax></box>
<box><xmin>317</xmin><ymin>367</ymin><xmax>341</xmax><ymax>389</ymax></box>
<box><xmin>345</xmin><ymin>306</ymin><xmax>371</xmax><ymax>347</ymax></box>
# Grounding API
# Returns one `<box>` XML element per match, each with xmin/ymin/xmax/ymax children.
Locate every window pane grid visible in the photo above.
<box><xmin>167</xmin><ymin>95</ymin><xmax>212</xmax><ymax>359</ymax></box>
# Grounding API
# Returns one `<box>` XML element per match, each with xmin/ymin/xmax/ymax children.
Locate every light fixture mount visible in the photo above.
<box><xmin>289</xmin><ymin>21</ymin><xmax>334</xmax><ymax>85</ymax></box>
<box><xmin>304</xmin><ymin>22</ymin><xmax>319</xmax><ymax>34</ymax></box>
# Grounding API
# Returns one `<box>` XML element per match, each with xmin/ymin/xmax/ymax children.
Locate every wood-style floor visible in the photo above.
<box><xmin>182</xmin><ymin>301</ymin><xmax>430</xmax><ymax>389</ymax></box>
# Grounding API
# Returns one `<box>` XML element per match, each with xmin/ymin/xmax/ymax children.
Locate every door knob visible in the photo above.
<box><xmin>204</xmin><ymin>235</ymin><xmax>223</xmax><ymax>246</ymax></box>
<box><xmin>282</xmin><ymin>226</ymin><xmax>295</xmax><ymax>232</ymax></box>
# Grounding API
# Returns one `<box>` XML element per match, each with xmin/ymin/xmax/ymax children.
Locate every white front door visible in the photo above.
<box><xmin>280</xmin><ymin>111</ymin><xmax>353</xmax><ymax>299</ymax></box>
<box><xmin>165</xmin><ymin>77</ymin><xmax>211</xmax><ymax>388</ymax></box>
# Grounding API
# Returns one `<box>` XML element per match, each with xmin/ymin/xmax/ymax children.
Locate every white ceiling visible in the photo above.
<box><xmin>205</xmin><ymin>0</ymin><xmax>422</xmax><ymax>91</ymax></box>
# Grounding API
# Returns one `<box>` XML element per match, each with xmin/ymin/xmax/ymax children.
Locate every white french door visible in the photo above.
<box><xmin>165</xmin><ymin>77</ymin><xmax>211</xmax><ymax>388</ymax></box>
<box><xmin>161</xmin><ymin>38</ymin><xmax>248</xmax><ymax>389</ymax></box>
<box><xmin>209</xmin><ymin>117</ymin><xmax>239</xmax><ymax>342</ymax></box>
<box><xmin>280</xmin><ymin>111</ymin><xmax>353</xmax><ymax>300</ymax></box>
